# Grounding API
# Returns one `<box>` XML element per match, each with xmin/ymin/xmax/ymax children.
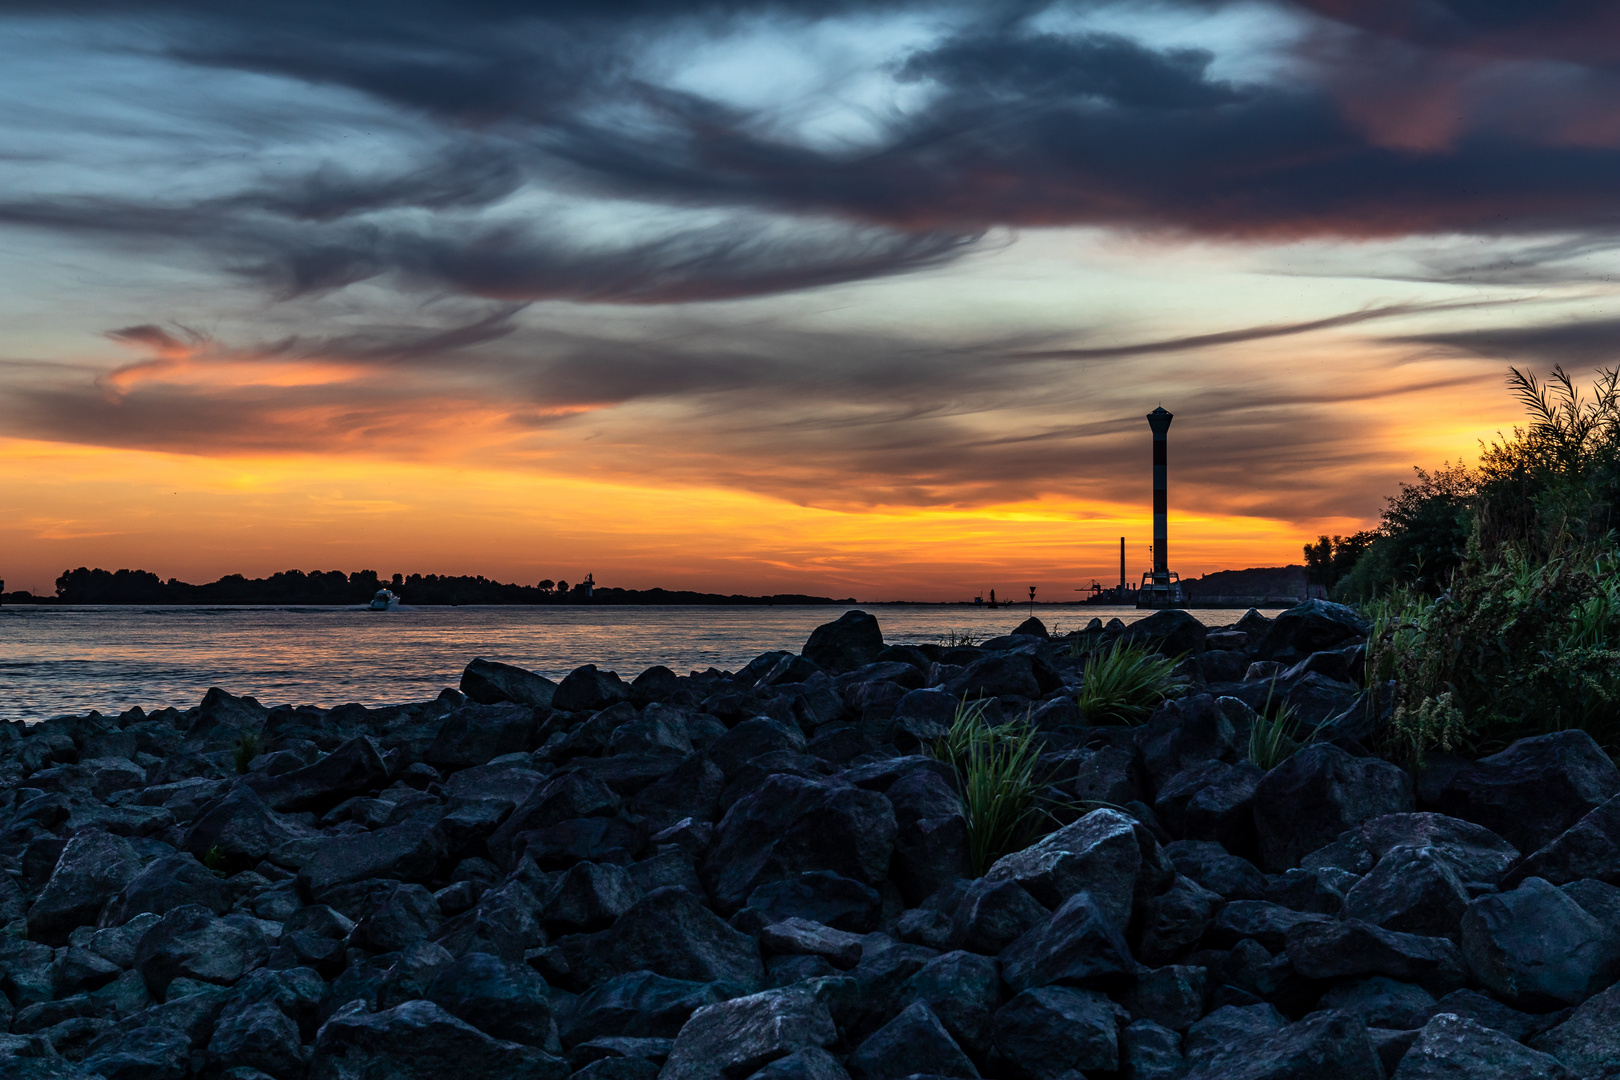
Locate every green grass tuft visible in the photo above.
<box><xmin>232</xmin><ymin>732</ymin><xmax>260</xmax><ymax>775</ymax></box>
<box><xmin>930</xmin><ymin>698</ymin><xmax>1061</xmax><ymax>875</ymax></box>
<box><xmin>1075</xmin><ymin>639</ymin><xmax>1184</xmax><ymax>725</ymax></box>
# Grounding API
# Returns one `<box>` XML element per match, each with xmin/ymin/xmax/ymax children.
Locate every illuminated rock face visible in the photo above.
<box><xmin>9</xmin><ymin>608</ymin><xmax>1620</xmax><ymax>1080</ymax></box>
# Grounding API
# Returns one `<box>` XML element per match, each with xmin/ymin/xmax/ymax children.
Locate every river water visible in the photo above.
<box><xmin>0</xmin><ymin>604</ymin><xmax>1273</xmax><ymax>722</ymax></box>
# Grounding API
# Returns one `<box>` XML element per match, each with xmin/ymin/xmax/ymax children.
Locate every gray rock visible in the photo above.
<box><xmin>846</xmin><ymin>1000</ymin><xmax>978</xmax><ymax>1080</ymax></box>
<box><xmin>460</xmin><ymin>658</ymin><xmax>556</xmax><ymax>709</ymax></box>
<box><xmin>552</xmin><ymin>886</ymin><xmax>763</xmax><ymax>991</ymax></box>
<box><xmin>802</xmin><ymin>611</ymin><xmax>884</xmax><ymax>675</ymax></box>
<box><xmin>1344</xmin><ymin>845</ymin><xmax>1470</xmax><ymax>939</ymax></box>
<box><xmin>1184</xmin><ymin>1008</ymin><xmax>1382</xmax><ymax>1080</ymax></box>
<box><xmin>1439</xmin><ymin>730</ymin><xmax>1620</xmax><ymax>855</ymax></box>
<box><xmin>1308</xmin><ymin>812</ymin><xmax>1521</xmax><ymax>886</ymax></box>
<box><xmin>426</xmin><ymin>703</ymin><xmax>538</xmax><ymax>770</ymax></box>
<box><xmin>897</xmin><ymin>950</ymin><xmax>1000</xmax><ymax>1056</ymax></box>
<box><xmin>1120</xmin><ymin>965</ymin><xmax>1208</xmax><ymax>1031</ymax></box>
<box><xmin>559</xmin><ymin>972</ymin><xmax>723</xmax><ymax>1046</ymax></box>
<box><xmin>760</xmin><ymin>919</ymin><xmax>864</xmax><ymax>969</ymax></box>
<box><xmin>1317</xmin><ymin>977</ymin><xmax>1435</xmax><ymax>1030</ymax></box>
<box><xmin>703</xmin><ymin>774</ymin><xmax>897</xmax><ymax>914</ymax></box>
<box><xmin>733</xmin><ymin>872</ymin><xmax>882</xmax><ymax>935</ymax></box>
<box><xmin>1165</xmin><ymin>840</ymin><xmax>1268</xmax><ymax>900</ymax></box>
<box><xmin>1000</xmin><ymin>890</ymin><xmax>1138</xmax><ymax>994</ymax></box>
<box><xmin>1395</xmin><ymin>1013</ymin><xmax>1573</xmax><ymax>1080</ymax></box>
<box><xmin>1121</xmin><ymin>1019</ymin><xmax>1184</xmax><ymax>1080</ymax></box>
<box><xmin>1286</xmin><ymin>919</ymin><xmax>1465</xmax><ymax>994</ymax></box>
<box><xmin>1254</xmin><ymin>599</ymin><xmax>1369</xmax><ymax>662</ymax></box>
<box><xmin>349</xmin><ymin>883</ymin><xmax>444</xmax><ymax>953</ymax></box>
<box><xmin>81</xmin><ymin>1025</ymin><xmax>192</xmax><ymax>1080</ymax></box>
<box><xmin>1508</xmin><ymin>792</ymin><xmax>1620</xmax><ymax>888</ymax></box>
<box><xmin>538</xmin><ymin>861</ymin><xmax>641</xmax><ymax>933</ymax></box>
<box><xmin>950</xmin><ymin>878</ymin><xmax>1050</xmax><ymax>955</ymax></box>
<box><xmin>1415</xmin><ymin>988</ymin><xmax>1559</xmax><ymax>1042</ymax></box>
<box><xmin>982</xmin><ymin>808</ymin><xmax>1163</xmax><ymax>930</ymax></box>
<box><xmin>1252</xmin><ymin>744</ymin><xmax>1415</xmax><ymax>872</ymax></box>
<box><xmin>246</xmin><ymin>735</ymin><xmax>390</xmax><ymax>813</ymax></box>
<box><xmin>991</xmin><ymin>985</ymin><xmax>1126</xmax><ymax>1078</ymax></box>
<box><xmin>106</xmin><ymin>853</ymin><xmax>234</xmax><ymax>926</ymax></box>
<box><xmin>1134</xmin><ymin>694</ymin><xmax>1238</xmax><ymax>792</ymax></box>
<box><xmin>485</xmin><ymin>771</ymin><xmax>622</xmax><ymax>866</ymax></box>
<box><xmin>1460</xmin><ymin>876</ymin><xmax>1620</xmax><ymax>1007</ymax></box>
<box><xmin>309</xmin><ymin>999</ymin><xmax>569</xmax><ymax>1080</ymax></box>
<box><xmin>661</xmin><ymin>988</ymin><xmax>837</xmax><ymax>1080</ymax></box>
<box><xmin>553</xmin><ymin>665</ymin><xmax>633</xmax><ymax>713</ymax></box>
<box><xmin>424</xmin><ymin>952</ymin><xmax>560</xmax><ymax>1050</ymax></box>
<box><xmin>185</xmin><ymin>785</ymin><xmax>319</xmax><ymax>868</ymax></box>
<box><xmin>27</xmin><ymin>831</ymin><xmax>140</xmax><ymax>945</ymax></box>
<box><xmin>1123</xmin><ymin>608</ymin><xmax>1209</xmax><ymax>657</ymax></box>
<box><xmin>1136</xmin><ymin>874</ymin><xmax>1221</xmax><ymax>965</ymax></box>
<box><xmin>743</xmin><ymin>1047</ymin><xmax>850</xmax><ymax>1080</ymax></box>
<box><xmin>1206</xmin><ymin>900</ymin><xmax>1333</xmax><ymax>952</ymax></box>
<box><xmin>206</xmin><ymin>1000</ymin><xmax>304</xmax><ymax>1078</ymax></box>
<box><xmin>296</xmin><ymin>820</ymin><xmax>449</xmax><ymax>895</ymax></box>
<box><xmin>1530</xmin><ymin>981</ymin><xmax>1620</xmax><ymax>1076</ymax></box>
<box><xmin>134</xmin><ymin>906</ymin><xmax>270</xmax><ymax>1000</ymax></box>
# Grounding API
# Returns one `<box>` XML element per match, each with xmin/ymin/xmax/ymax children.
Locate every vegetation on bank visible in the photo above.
<box><xmin>21</xmin><ymin>566</ymin><xmax>854</xmax><ymax>606</ymax></box>
<box><xmin>1322</xmin><ymin>365</ymin><xmax>1620</xmax><ymax>760</ymax></box>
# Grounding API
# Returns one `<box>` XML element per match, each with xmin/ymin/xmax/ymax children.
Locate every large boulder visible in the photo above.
<box><xmin>559</xmin><ymin>972</ymin><xmax>724</xmax><ymax>1046</ymax></box>
<box><xmin>296</xmin><ymin>820</ymin><xmax>449</xmax><ymax>895</ymax></box>
<box><xmin>1134</xmin><ymin>695</ymin><xmax>1240</xmax><ymax>793</ymax></box>
<box><xmin>802</xmin><ymin>612</ymin><xmax>884</xmax><ymax>675</ymax></box>
<box><xmin>184</xmin><ymin>785</ymin><xmax>318</xmax><ymax>868</ymax></box>
<box><xmin>1306</xmin><ymin>813</ymin><xmax>1520</xmax><ymax>886</ymax></box>
<box><xmin>245</xmin><ymin>735</ymin><xmax>390</xmax><ymax>813</ymax></box>
<box><xmin>703</xmin><ymin>774</ymin><xmax>896</xmax><ymax>914</ymax></box>
<box><xmin>105</xmin><ymin>853</ymin><xmax>233</xmax><ymax>925</ymax></box>
<box><xmin>1122</xmin><ymin>609</ymin><xmax>1208</xmax><ymax>657</ymax></box>
<box><xmin>309</xmin><ymin>999</ymin><xmax>568</xmax><ymax>1080</ymax></box>
<box><xmin>487</xmin><ymin>771</ymin><xmax>621</xmax><ymax>867</ymax></box>
<box><xmin>1285</xmin><ymin>919</ymin><xmax>1466</xmax><ymax>994</ymax></box>
<box><xmin>425</xmin><ymin>703</ymin><xmax>537</xmax><ymax>771</ymax></box>
<box><xmin>846</xmin><ymin>1000</ymin><xmax>977</xmax><ymax>1080</ymax></box>
<box><xmin>1530</xmin><ymin>981</ymin><xmax>1620</xmax><ymax>1076</ymax></box>
<box><xmin>26</xmin><ymin>831</ymin><xmax>140</xmax><ymax>945</ymax></box>
<box><xmin>944</xmin><ymin>653</ymin><xmax>1061</xmax><ymax>702</ymax></box>
<box><xmin>459</xmin><ymin>658</ymin><xmax>557</xmax><ymax>708</ymax></box>
<box><xmin>1397</xmin><ymin>1013</ymin><xmax>1573</xmax><ymax>1080</ymax></box>
<box><xmin>1459</xmin><ymin>876</ymin><xmax>1620</xmax><ymax>1008</ymax></box>
<box><xmin>1342</xmin><ymin>846</ymin><xmax>1471</xmax><ymax>939</ymax></box>
<box><xmin>991</xmin><ymin>986</ymin><xmax>1127</xmax><ymax>1078</ymax></box>
<box><xmin>552</xmin><ymin>665</ymin><xmax>633</xmax><ymax>713</ymax></box>
<box><xmin>550</xmin><ymin>886</ymin><xmax>764</xmax><ymax>991</ymax></box>
<box><xmin>1506</xmin><ymin>791</ymin><xmax>1620</xmax><ymax>888</ymax></box>
<box><xmin>982</xmin><ymin>808</ymin><xmax>1168</xmax><ymax>931</ymax></box>
<box><xmin>1182</xmin><ymin>1008</ymin><xmax>1382</xmax><ymax>1080</ymax></box>
<box><xmin>133</xmin><ymin>905</ymin><xmax>270</xmax><ymax>1000</ymax></box>
<box><xmin>1252</xmin><ymin>744</ymin><xmax>1414</xmax><ymax>872</ymax></box>
<box><xmin>1000</xmin><ymin>891</ymin><xmax>1138</xmax><ymax>994</ymax></box>
<box><xmin>661</xmin><ymin>988</ymin><xmax>837</xmax><ymax>1080</ymax></box>
<box><xmin>424</xmin><ymin>952</ymin><xmax>561</xmax><ymax>1050</ymax></box>
<box><xmin>1254</xmin><ymin>599</ymin><xmax>1369</xmax><ymax>662</ymax></box>
<box><xmin>1438</xmin><ymin>730</ymin><xmax>1620</xmax><ymax>855</ymax></box>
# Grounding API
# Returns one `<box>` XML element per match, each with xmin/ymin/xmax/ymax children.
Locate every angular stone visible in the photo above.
<box><xmin>309</xmin><ymin>999</ymin><xmax>568</xmax><ymax>1080</ymax></box>
<box><xmin>554</xmin><ymin>887</ymin><xmax>763</xmax><ymax>991</ymax></box>
<box><xmin>81</xmin><ymin>1025</ymin><xmax>193</xmax><ymax>1080</ymax></box>
<box><xmin>1311</xmin><ymin>812</ymin><xmax>1522</xmax><ymax>886</ymax></box>
<box><xmin>424</xmin><ymin>952</ymin><xmax>560</xmax><ymax>1050</ymax></box>
<box><xmin>1136</xmin><ymin>874</ymin><xmax>1221</xmax><ymax>965</ymax></box>
<box><xmin>1121</xmin><ymin>965</ymin><xmax>1208</xmax><ymax>1032</ymax></box>
<box><xmin>760</xmin><ymin>919</ymin><xmax>864</xmax><ymax>969</ymax></box>
<box><xmin>1206</xmin><ymin>901</ymin><xmax>1332</xmax><ymax>952</ymax></box>
<box><xmin>897</xmin><ymin>950</ymin><xmax>1000</xmax><ymax>1056</ymax></box>
<box><xmin>1286</xmin><ymin>919</ymin><xmax>1465</xmax><ymax>994</ymax></box>
<box><xmin>1439</xmin><ymin>730</ymin><xmax>1620</xmax><ymax>855</ymax></box>
<box><xmin>662</xmin><ymin>988</ymin><xmax>837</xmax><ymax>1080</ymax></box>
<box><xmin>846</xmin><ymin>1000</ymin><xmax>978</xmax><ymax>1080</ymax></box>
<box><xmin>553</xmin><ymin>665</ymin><xmax>633</xmax><ymax>713</ymax></box>
<box><xmin>734</xmin><ymin>872</ymin><xmax>882</xmax><ymax>935</ymax></box>
<box><xmin>460</xmin><ymin>658</ymin><xmax>557</xmax><ymax>709</ymax></box>
<box><xmin>1165</xmin><ymin>840</ymin><xmax>1267</xmax><ymax>900</ymax></box>
<box><xmin>1396</xmin><ymin>1013</ymin><xmax>1573</xmax><ymax>1080</ymax></box>
<box><xmin>349</xmin><ymin>883</ymin><xmax>444</xmax><ymax>953</ymax></box>
<box><xmin>992</xmin><ymin>985</ymin><xmax>1126</xmax><ymax>1078</ymax></box>
<box><xmin>207</xmin><ymin>1000</ymin><xmax>304</xmax><ymax>1078</ymax></box>
<box><xmin>107</xmin><ymin>853</ymin><xmax>234</xmax><ymax>926</ymax></box>
<box><xmin>296</xmin><ymin>820</ymin><xmax>449</xmax><ymax>895</ymax></box>
<box><xmin>743</xmin><ymin>1047</ymin><xmax>850</xmax><ymax>1080</ymax></box>
<box><xmin>1460</xmin><ymin>876</ymin><xmax>1620</xmax><ymax>1008</ymax></box>
<box><xmin>983</xmin><ymin>808</ymin><xmax>1162</xmax><ymax>930</ymax></box>
<box><xmin>559</xmin><ymin>972</ymin><xmax>723</xmax><ymax>1046</ymax></box>
<box><xmin>1135</xmin><ymin>695</ymin><xmax>1238</xmax><ymax>791</ymax></box>
<box><xmin>537</xmin><ymin>861</ymin><xmax>640</xmax><ymax>933</ymax></box>
<box><xmin>704</xmin><ymin>774</ymin><xmax>897</xmax><ymax>914</ymax></box>
<box><xmin>1184</xmin><ymin>1008</ymin><xmax>1381</xmax><ymax>1080</ymax></box>
<box><xmin>1508</xmin><ymin>792</ymin><xmax>1620</xmax><ymax>888</ymax></box>
<box><xmin>29</xmin><ymin>830</ymin><xmax>140</xmax><ymax>941</ymax></box>
<box><xmin>1000</xmin><ymin>891</ymin><xmax>1137</xmax><ymax>994</ymax></box>
<box><xmin>1316</xmin><ymin>977</ymin><xmax>1435</xmax><ymax>1030</ymax></box>
<box><xmin>802</xmin><ymin>612</ymin><xmax>884</xmax><ymax>675</ymax></box>
<box><xmin>487</xmin><ymin>772</ymin><xmax>622</xmax><ymax>867</ymax></box>
<box><xmin>1121</xmin><ymin>1019</ymin><xmax>1184</xmax><ymax>1080</ymax></box>
<box><xmin>1254</xmin><ymin>599</ymin><xmax>1369</xmax><ymax>662</ymax></box>
<box><xmin>1252</xmin><ymin>744</ymin><xmax>1414</xmax><ymax>872</ymax></box>
<box><xmin>1344</xmin><ymin>845</ymin><xmax>1470</xmax><ymax>939</ymax></box>
<box><xmin>426</xmin><ymin>703</ymin><xmax>538</xmax><ymax>771</ymax></box>
<box><xmin>246</xmin><ymin>735</ymin><xmax>390</xmax><ymax>813</ymax></box>
<box><xmin>185</xmin><ymin>785</ymin><xmax>319</xmax><ymax>869</ymax></box>
<box><xmin>950</xmin><ymin>878</ymin><xmax>1049</xmax><ymax>955</ymax></box>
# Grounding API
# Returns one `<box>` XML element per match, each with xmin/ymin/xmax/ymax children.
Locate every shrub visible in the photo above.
<box><xmin>233</xmin><ymin>732</ymin><xmax>260</xmax><ymax>775</ymax></box>
<box><xmin>930</xmin><ymin>699</ymin><xmax>1060</xmax><ymax>874</ymax></box>
<box><xmin>1075</xmin><ymin>639</ymin><xmax>1184</xmax><ymax>725</ymax></box>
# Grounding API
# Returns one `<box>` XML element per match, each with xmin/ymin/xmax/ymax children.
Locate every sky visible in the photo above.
<box><xmin>4</xmin><ymin>0</ymin><xmax>1620</xmax><ymax>600</ymax></box>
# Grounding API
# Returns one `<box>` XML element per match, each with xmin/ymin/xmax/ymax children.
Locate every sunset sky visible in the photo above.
<box><xmin>4</xmin><ymin>0</ymin><xmax>1620</xmax><ymax>600</ymax></box>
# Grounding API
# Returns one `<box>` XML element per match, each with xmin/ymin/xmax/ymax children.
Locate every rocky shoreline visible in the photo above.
<box><xmin>3</xmin><ymin>601</ymin><xmax>1620</xmax><ymax>1079</ymax></box>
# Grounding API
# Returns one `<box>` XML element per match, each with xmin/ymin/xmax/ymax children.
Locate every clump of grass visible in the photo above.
<box><xmin>203</xmin><ymin>845</ymin><xmax>228</xmax><ymax>875</ymax></box>
<box><xmin>1248</xmin><ymin>699</ymin><xmax>1304</xmax><ymax>770</ymax></box>
<box><xmin>939</xmin><ymin>629</ymin><xmax>980</xmax><ymax>648</ymax></box>
<box><xmin>1076</xmin><ymin>640</ymin><xmax>1184</xmax><ymax>725</ymax></box>
<box><xmin>930</xmin><ymin>698</ymin><xmax>1060</xmax><ymax>874</ymax></box>
<box><xmin>232</xmin><ymin>732</ymin><xmax>260</xmax><ymax>775</ymax></box>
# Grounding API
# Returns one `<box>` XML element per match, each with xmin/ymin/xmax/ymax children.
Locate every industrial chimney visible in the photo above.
<box><xmin>1143</xmin><ymin>406</ymin><xmax>1180</xmax><ymax>606</ymax></box>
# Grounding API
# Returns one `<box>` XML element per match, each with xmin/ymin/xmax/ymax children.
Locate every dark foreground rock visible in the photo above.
<box><xmin>0</xmin><ymin>608</ymin><xmax>1616</xmax><ymax>1080</ymax></box>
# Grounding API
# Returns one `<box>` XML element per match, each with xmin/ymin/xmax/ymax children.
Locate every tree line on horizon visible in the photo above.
<box><xmin>10</xmin><ymin>566</ymin><xmax>855</xmax><ymax>607</ymax></box>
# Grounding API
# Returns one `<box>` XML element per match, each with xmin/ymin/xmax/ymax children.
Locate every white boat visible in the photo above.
<box><xmin>368</xmin><ymin>588</ymin><xmax>400</xmax><ymax>611</ymax></box>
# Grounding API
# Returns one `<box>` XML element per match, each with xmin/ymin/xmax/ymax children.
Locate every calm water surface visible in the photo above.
<box><xmin>0</xmin><ymin>604</ymin><xmax>1272</xmax><ymax>722</ymax></box>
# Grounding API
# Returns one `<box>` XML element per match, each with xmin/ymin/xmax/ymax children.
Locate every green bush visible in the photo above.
<box><xmin>1075</xmin><ymin>639</ymin><xmax>1184</xmax><ymax>725</ymax></box>
<box><xmin>930</xmin><ymin>699</ymin><xmax>1061</xmax><ymax>874</ymax></box>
